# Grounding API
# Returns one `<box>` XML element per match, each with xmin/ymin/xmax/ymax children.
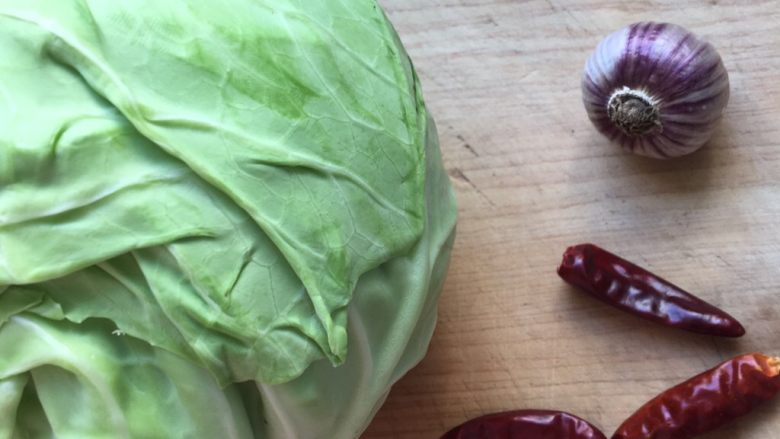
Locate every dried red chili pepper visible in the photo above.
<box><xmin>440</xmin><ymin>409</ymin><xmax>607</xmax><ymax>439</ymax></box>
<box><xmin>557</xmin><ymin>243</ymin><xmax>745</xmax><ymax>337</ymax></box>
<box><xmin>612</xmin><ymin>353</ymin><xmax>780</xmax><ymax>439</ymax></box>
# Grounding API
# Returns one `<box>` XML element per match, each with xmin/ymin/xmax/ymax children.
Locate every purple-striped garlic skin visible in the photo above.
<box><xmin>582</xmin><ymin>22</ymin><xmax>730</xmax><ymax>159</ymax></box>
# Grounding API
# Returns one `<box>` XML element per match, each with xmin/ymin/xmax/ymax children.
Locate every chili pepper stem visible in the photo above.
<box><xmin>607</xmin><ymin>87</ymin><xmax>662</xmax><ymax>136</ymax></box>
<box><xmin>768</xmin><ymin>357</ymin><xmax>780</xmax><ymax>375</ymax></box>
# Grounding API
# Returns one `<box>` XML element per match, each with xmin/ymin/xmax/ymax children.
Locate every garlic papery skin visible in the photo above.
<box><xmin>582</xmin><ymin>22</ymin><xmax>730</xmax><ymax>159</ymax></box>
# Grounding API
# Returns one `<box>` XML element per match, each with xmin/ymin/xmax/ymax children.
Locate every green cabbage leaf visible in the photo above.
<box><xmin>0</xmin><ymin>0</ymin><xmax>456</xmax><ymax>437</ymax></box>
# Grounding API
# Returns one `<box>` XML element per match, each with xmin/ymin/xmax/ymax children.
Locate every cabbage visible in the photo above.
<box><xmin>0</xmin><ymin>1</ymin><xmax>456</xmax><ymax>437</ymax></box>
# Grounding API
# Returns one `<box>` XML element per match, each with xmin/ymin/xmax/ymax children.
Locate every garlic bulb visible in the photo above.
<box><xmin>582</xmin><ymin>22</ymin><xmax>730</xmax><ymax>159</ymax></box>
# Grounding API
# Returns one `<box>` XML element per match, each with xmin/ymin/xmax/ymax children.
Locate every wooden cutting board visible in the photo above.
<box><xmin>364</xmin><ymin>1</ymin><xmax>780</xmax><ymax>438</ymax></box>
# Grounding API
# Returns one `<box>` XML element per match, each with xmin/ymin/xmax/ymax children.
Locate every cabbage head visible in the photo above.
<box><xmin>0</xmin><ymin>1</ymin><xmax>456</xmax><ymax>437</ymax></box>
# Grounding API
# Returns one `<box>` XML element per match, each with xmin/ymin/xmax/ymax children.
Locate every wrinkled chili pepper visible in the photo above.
<box><xmin>612</xmin><ymin>353</ymin><xmax>780</xmax><ymax>439</ymax></box>
<box><xmin>440</xmin><ymin>409</ymin><xmax>607</xmax><ymax>439</ymax></box>
<box><xmin>557</xmin><ymin>243</ymin><xmax>745</xmax><ymax>337</ymax></box>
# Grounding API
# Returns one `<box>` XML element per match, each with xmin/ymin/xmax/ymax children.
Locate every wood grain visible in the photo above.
<box><xmin>364</xmin><ymin>1</ymin><xmax>780</xmax><ymax>438</ymax></box>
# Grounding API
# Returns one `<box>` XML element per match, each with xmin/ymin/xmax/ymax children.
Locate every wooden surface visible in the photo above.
<box><xmin>364</xmin><ymin>1</ymin><xmax>780</xmax><ymax>438</ymax></box>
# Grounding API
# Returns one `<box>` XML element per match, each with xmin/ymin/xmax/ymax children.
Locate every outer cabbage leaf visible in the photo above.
<box><xmin>0</xmin><ymin>0</ymin><xmax>456</xmax><ymax>437</ymax></box>
<box><xmin>0</xmin><ymin>315</ymin><xmax>254</xmax><ymax>439</ymax></box>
